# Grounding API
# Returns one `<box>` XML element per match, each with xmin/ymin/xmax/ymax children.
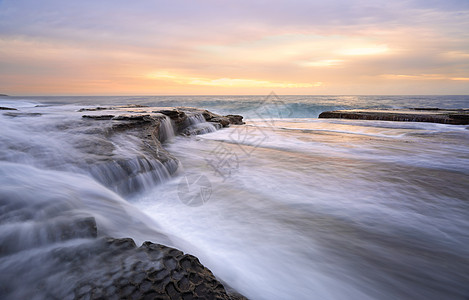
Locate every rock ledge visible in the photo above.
<box><xmin>319</xmin><ymin>108</ymin><xmax>469</xmax><ymax>125</ymax></box>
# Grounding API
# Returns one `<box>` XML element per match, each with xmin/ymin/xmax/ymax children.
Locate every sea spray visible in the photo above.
<box><xmin>182</xmin><ymin>113</ymin><xmax>221</xmax><ymax>135</ymax></box>
<box><xmin>135</xmin><ymin>118</ymin><xmax>469</xmax><ymax>300</ymax></box>
<box><xmin>157</xmin><ymin>114</ymin><xmax>176</xmax><ymax>142</ymax></box>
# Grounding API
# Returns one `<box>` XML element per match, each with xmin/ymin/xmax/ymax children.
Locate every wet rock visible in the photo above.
<box><xmin>225</xmin><ymin>114</ymin><xmax>245</xmax><ymax>125</ymax></box>
<box><xmin>319</xmin><ymin>108</ymin><xmax>469</xmax><ymax>125</ymax></box>
<box><xmin>78</xmin><ymin>107</ymin><xmax>112</xmax><ymax>112</ymax></box>
<box><xmin>411</xmin><ymin>107</ymin><xmax>440</xmax><ymax>111</ymax></box>
<box><xmin>87</xmin><ymin>157</ymin><xmax>177</xmax><ymax>195</ymax></box>
<box><xmin>59</xmin><ymin>216</ymin><xmax>98</xmax><ymax>240</ymax></box>
<box><xmin>157</xmin><ymin>109</ymin><xmax>186</xmax><ymax>120</ymax></box>
<box><xmin>449</xmin><ymin>114</ymin><xmax>469</xmax><ymax>123</ymax></box>
<box><xmin>82</xmin><ymin>114</ymin><xmax>115</xmax><ymax>120</ymax></box>
<box><xmin>55</xmin><ymin>238</ymin><xmax>243</xmax><ymax>300</ymax></box>
<box><xmin>112</xmin><ymin>114</ymin><xmax>151</xmax><ymax>121</ymax></box>
<box><xmin>78</xmin><ymin>107</ymin><xmax>244</xmax><ymax>195</ymax></box>
<box><xmin>3</xmin><ymin>112</ymin><xmax>42</xmax><ymax>117</ymax></box>
<box><xmin>78</xmin><ymin>105</ymin><xmax>147</xmax><ymax>112</ymax></box>
<box><xmin>157</xmin><ymin>109</ymin><xmax>188</xmax><ymax>131</ymax></box>
<box><xmin>79</xmin><ymin>111</ymin><xmax>178</xmax><ymax>195</ymax></box>
<box><xmin>0</xmin><ymin>216</ymin><xmax>98</xmax><ymax>256</ymax></box>
<box><xmin>155</xmin><ymin>108</ymin><xmax>243</xmax><ymax>130</ymax></box>
<box><xmin>210</xmin><ymin>116</ymin><xmax>231</xmax><ymax>127</ymax></box>
<box><xmin>0</xmin><ymin>106</ymin><xmax>16</xmax><ymax>110</ymax></box>
<box><xmin>197</xmin><ymin>109</ymin><xmax>244</xmax><ymax>127</ymax></box>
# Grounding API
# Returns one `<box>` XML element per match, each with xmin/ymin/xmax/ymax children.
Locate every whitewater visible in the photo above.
<box><xmin>1</xmin><ymin>95</ymin><xmax>469</xmax><ymax>299</ymax></box>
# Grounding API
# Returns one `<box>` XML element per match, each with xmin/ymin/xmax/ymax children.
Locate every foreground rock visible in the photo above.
<box><xmin>319</xmin><ymin>108</ymin><xmax>469</xmax><ymax>125</ymax></box>
<box><xmin>0</xmin><ymin>167</ymin><xmax>247</xmax><ymax>300</ymax></box>
<box><xmin>68</xmin><ymin>237</ymin><xmax>244</xmax><ymax>300</ymax></box>
<box><xmin>0</xmin><ymin>218</ymin><xmax>245</xmax><ymax>299</ymax></box>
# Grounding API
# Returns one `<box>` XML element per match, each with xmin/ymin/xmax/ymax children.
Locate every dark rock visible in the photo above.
<box><xmin>0</xmin><ymin>106</ymin><xmax>16</xmax><ymax>110</ymax></box>
<box><xmin>156</xmin><ymin>109</ymin><xmax>188</xmax><ymax>131</ymax></box>
<box><xmin>78</xmin><ymin>105</ymin><xmax>147</xmax><ymax>112</ymax></box>
<box><xmin>112</xmin><ymin>114</ymin><xmax>151</xmax><ymax>121</ymax></box>
<box><xmin>210</xmin><ymin>117</ymin><xmax>231</xmax><ymax>127</ymax></box>
<box><xmin>194</xmin><ymin>109</ymin><xmax>244</xmax><ymax>127</ymax></box>
<box><xmin>411</xmin><ymin>107</ymin><xmax>440</xmax><ymax>111</ymax></box>
<box><xmin>449</xmin><ymin>114</ymin><xmax>469</xmax><ymax>123</ymax></box>
<box><xmin>61</xmin><ymin>238</ymin><xmax>242</xmax><ymax>300</ymax></box>
<box><xmin>156</xmin><ymin>109</ymin><xmax>185</xmax><ymax>120</ymax></box>
<box><xmin>78</xmin><ymin>107</ymin><xmax>112</xmax><ymax>112</ymax></box>
<box><xmin>82</xmin><ymin>115</ymin><xmax>115</xmax><ymax>120</ymax></box>
<box><xmin>225</xmin><ymin>114</ymin><xmax>245</xmax><ymax>125</ymax></box>
<box><xmin>0</xmin><ymin>94</ymin><xmax>8</xmax><ymax>97</ymax></box>
<box><xmin>60</xmin><ymin>216</ymin><xmax>98</xmax><ymax>240</ymax></box>
<box><xmin>4</xmin><ymin>112</ymin><xmax>42</xmax><ymax>117</ymax></box>
<box><xmin>319</xmin><ymin>109</ymin><xmax>469</xmax><ymax>125</ymax></box>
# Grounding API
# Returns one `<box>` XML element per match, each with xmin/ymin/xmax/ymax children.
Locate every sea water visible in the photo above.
<box><xmin>1</xmin><ymin>95</ymin><xmax>468</xmax><ymax>299</ymax></box>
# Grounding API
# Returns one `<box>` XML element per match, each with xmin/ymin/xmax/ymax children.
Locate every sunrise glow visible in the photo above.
<box><xmin>0</xmin><ymin>0</ymin><xmax>468</xmax><ymax>95</ymax></box>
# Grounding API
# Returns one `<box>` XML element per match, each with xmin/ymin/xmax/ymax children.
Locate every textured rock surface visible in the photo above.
<box><xmin>0</xmin><ymin>196</ymin><xmax>246</xmax><ymax>299</ymax></box>
<box><xmin>68</xmin><ymin>238</ymin><xmax>243</xmax><ymax>300</ymax></box>
<box><xmin>319</xmin><ymin>108</ymin><xmax>469</xmax><ymax>125</ymax></box>
<box><xmin>0</xmin><ymin>235</ymin><xmax>246</xmax><ymax>299</ymax></box>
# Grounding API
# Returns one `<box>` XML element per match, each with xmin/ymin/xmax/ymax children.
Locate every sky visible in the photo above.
<box><xmin>0</xmin><ymin>0</ymin><xmax>469</xmax><ymax>95</ymax></box>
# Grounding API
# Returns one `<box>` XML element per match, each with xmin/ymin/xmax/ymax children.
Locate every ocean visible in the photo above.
<box><xmin>1</xmin><ymin>95</ymin><xmax>469</xmax><ymax>299</ymax></box>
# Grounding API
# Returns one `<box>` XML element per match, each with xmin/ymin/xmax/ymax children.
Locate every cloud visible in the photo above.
<box><xmin>0</xmin><ymin>0</ymin><xmax>469</xmax><ymax>94</ymax></box>
<box><xmin>300</xmin><ymin>60</ymin><xmax>344</xmax><ymax>67</ymax></box>
<box><xmin>338</xmin><ymin>45</ymin><xmax>389</xmax><ymax>56</ymax></box>
<box><xmin>380</xmin><ymin>74</ymin><xmax>448</xmax><ymax>80</ymax></box>
<box><xmin>146</xmin><ymin>72</ymin><xmax>320</xmax><ymax>88</ymax></box>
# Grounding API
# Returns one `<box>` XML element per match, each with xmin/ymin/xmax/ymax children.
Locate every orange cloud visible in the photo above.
<box><xmin>146</xmin><ymin>72</ymin><xmax>321</xmax><ymax>88</ymax></box>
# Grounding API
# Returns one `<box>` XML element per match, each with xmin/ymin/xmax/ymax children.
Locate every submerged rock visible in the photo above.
<box><xmin>3</xmin><ymin>112</ymin><xmax>42</xmax><ymax>117</ymax></box>
<box><xmin>319</xmin><ymin>108</ymin><xmax>469</xmax><ymax>125</ymax></box>
<box><xmin>0</xmin><ymin>216</ymin><xmax>98</xmax><ymax>257</ymax></box>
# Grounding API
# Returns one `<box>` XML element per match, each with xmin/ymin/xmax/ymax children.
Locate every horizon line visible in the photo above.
<box><xmin>3</xmin><ymin>94</ymin><xmax>469</xmax><ymax>97</ymax></box>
